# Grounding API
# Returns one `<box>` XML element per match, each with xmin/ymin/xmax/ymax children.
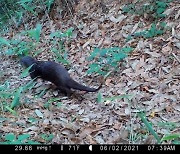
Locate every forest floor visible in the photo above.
<box><xmin>0</xmin><ymin>0</ymin><xmax>180</xmax><ymax>144</ymax></box>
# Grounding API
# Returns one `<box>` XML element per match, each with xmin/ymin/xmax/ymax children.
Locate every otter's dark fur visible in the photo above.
<box><xmin>20</xmin><ymin>56</ymin><xmax>102</xmax><ymax>95</ymax></box>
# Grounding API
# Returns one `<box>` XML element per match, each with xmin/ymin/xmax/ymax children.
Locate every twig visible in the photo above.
<box><xmin>172</xmin><ymin>53</ymin><xmax>180</xmax><ymax>64</ymax></box>
<box><xmin>64</xmin><ymin>0</ymin><xmax>73</xmax><ymax>18</ymax></box>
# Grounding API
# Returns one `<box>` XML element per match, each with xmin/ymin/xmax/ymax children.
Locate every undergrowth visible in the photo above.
<box><xmin>0</xmin><ymin>0</ymin><xmax>178</xmax><ymax>145</ymax></box>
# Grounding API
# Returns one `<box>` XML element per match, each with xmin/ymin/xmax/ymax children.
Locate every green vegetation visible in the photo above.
<box><xmin>138</xmin><ymin>112</ymin><xmax>180</xmax><ymax>144</ymax></box>
<box><xmin>50</xmin><ymin>27</ymin><xmax>74</xmax><ymax>65</ymax></box>
<box><xmin>0</xmin><ymin>24</ymin><xmax>73</xmax><ymax>65</ymax></box>
<box><xmin>0</xmin><ymin>0</ymin><xmax>55</xmax><ymax>30</ymax></box>
<box><xmin>138</xmin><ymin>112</ymin><xmax>161</xmax><ymax>143</ymax></box>
<box><xmin>161</xmin><ymin>134</ymin><xmax>180</xmax><ymax>143</ymax></box>
<box><xmin>0</xmin><ymin>0</ymin><xmax>177</xmax><ymax>145</ymax></box>
<box><xmin>87</xmin><ymin>47</ymin><xmax>133</xmax><ymax>76</ymax></box>
<box><xmin>0</xmin><ymin>70</ymin><xmax>37</xmax><ymax>114</ymax></box>
<box><xmin>123</xmin><ymin>0</ymin><xmax>171</xmax><ymax>41</ymax></box>
<box><xmin>127</xmin><ymin>22</ymin><xmax>166</xmax><ymax>41</ymax></box>
<box><xmin>122</xmin><ymin>0</ymin><xmax>172</xmax><ymax>19</ymax></box>
<box><xmin>0</xmin><ymin>133</ymin><xmax>40</xmax><ymax>144</ymax></box>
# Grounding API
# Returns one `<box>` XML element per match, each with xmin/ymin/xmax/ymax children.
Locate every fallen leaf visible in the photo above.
<box><xmin>105</xmin><ymin>78</ymin><xmax>112</xmax><ymax>86</ymax></box>
<box><xmin>78</xmin><ymin>109</ymin><xmax>85</xmax><ymax>115</ymax></box>
<box><xmin>109</xmin><ymin>15</ymin><xmax>127</xmax><ymax>23</ymax></box>
<box><xmin>162</xmin><ymin>45</ymin><xmax>172</xmax><ymax>54</ymax></box>
<box><xmin>95</xmin><ymin>135</ymin><xmax>105</xmax><ymax>144</ymax></box>
<box><xmin>24</xmin><ymin>126</ymin><xmax>39</xmax><ymax>132</ymax></box>
<box><xmin>35</xmin><ymin>109</ymin><xmax>43</xmax><ymax>118</ymax></box>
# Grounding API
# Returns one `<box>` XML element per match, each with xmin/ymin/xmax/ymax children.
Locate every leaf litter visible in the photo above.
<box><xmin>0</xmin><ymin>0</ymin><xmax>180</xmax><ymax>144</ymax></box>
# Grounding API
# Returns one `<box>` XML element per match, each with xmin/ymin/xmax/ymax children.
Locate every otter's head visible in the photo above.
<box><xmin>20</xmin><ymin>56</ymin><xmax>37</xmax><ymax>68</ymax></box>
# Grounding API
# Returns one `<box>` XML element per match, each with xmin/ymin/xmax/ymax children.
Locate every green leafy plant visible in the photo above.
<box><xmin>0</xmin><ymin>28</ymin><xmax>38</xmax><ymax>56</ymax></box>
<box><xmin>0</xmin><ymin>37</ymin><xmax>10</xmax><ymax>46</ymax></box>
<box><xmin>1</xmin><ymin>25</ymin><xmax>73</xmax><ymax>59</ymax></box>
<box><xmin>0</xmin><ymin>0</ymin><xmax>21</xmax><ymax>28</ymax></box>
<box><xmin>87</xmin><ymin>47</ymin><xmax>133</xmax><ymax>76</ymax></box>
<box><xmin>0</xmin><ymin>84</ymin><xmax>23</xmax><ymax>114</ymax></box>
<box><xmin>123</xmin><ymin>0</ymin><xmax>170</xmax><ymax>42</ymax></box>
<box><xmin>4</xmin><ymin>39</ymin><xmax>35</xmax><ymax>56</ymax></box>
<box><xmin>122</xmin><ymin>0</ymin><xmax>171</xmax><ymax>19</ymax></box>
<box><xmin>27</xmin><ymin>117</ymin><xmax>38</xmax><ymax>124</ymax></box>
<box><xmin>158</xmin><ymin>122</ymin><xmax>178</xmax><ymax>131</ymax></box>
<box><xmin>127</xmin><ymin>22</ymin><xmax>166</xmax><ymax>41</ymax></box>
<box><xmin>17</xmin><ymin>0</ymin><xmax>36</xmax><ymax>15</ymax></box>
<box><xmin>138</xmin><ymin>112</ymin><xmax>161</xmax><ymax>143</ymax></box>
<box><xmin>157</xmin><ymin>122</ymin><xmax>180</xmax><ymax>144</ymax></box>
<box><xmin>0</xmin><ymin>133</ymin><xmax>40</xmax><ymax>144</ymax></box>
<box><xmin>50</xmin><ymin>27</ymin><xmax>74</xmax><ymax>65</ymax></box>
<box><xmin>0</xmin><ymin>67</ymin><xmax>38</xmax><ymax>114</ymax></box>
<box><xmin>50</xmin><ymin>27</ymin><xmax>74</xmax><ymax>38</ymax></box>
<box><xmin>136</xmin><ymin>22</ymin><xmax>166</xmax><ymax>38</ymax></box>
<box><xmin>45</xmin><ymin>0</ymin><xmax>55</xmax><ymax>13</ymax></box>
<box><xmin>20</xmin><ymin>65</ymin><xmax>34</xmax><ymax>78</ymax></box>
<box><xmin>10</xmin><ymin>87</ymin><xmax>23</xmax><ymax>109</ymax></box>
<box><xmin>161</xmin><ymin>134</ymin><xmax>180</xmax><ymax>143</ymax></box>
<box><xmin>27</xmin><ymin>23</ymin><xmax>42</xmax><ymax>42</ymax></box>
<box><xmin>0</xmin><ymin>0</ymin><xmax>55</xmax><ymax>30</ymax></box>
<box><xmin>0</xmin><ymin>81</ymin><xmax>15</xmax><ymax>113</ymax></box>
<box><xmin>2</xmin><ymin>23</ymin><xmax>42</xmax><ymax>56</ymax></box>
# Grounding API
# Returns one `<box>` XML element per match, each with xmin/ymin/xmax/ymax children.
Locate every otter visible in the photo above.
<box><xmin>20</xmin><ymin>56</ymin><xmax>102</xmax><ymax>95</ymax></box>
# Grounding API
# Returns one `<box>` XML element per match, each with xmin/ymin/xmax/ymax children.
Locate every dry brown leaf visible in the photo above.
<box><xmin>70</xmin><ymin>137</ymin><xmax>82</xmax><ymax>144</ymax></box>
<box><xmin>86</xmin><ymin>135</ymin><xmax>97</xmax><ymax>144</ymax></box>
<box><xmin>113</xmin><ymin>122</ymin><xmax>122</xmax><ymax>130</ymax></box>
<box><xmin>105</xmin><ymin>78</ymin><xmax>112</xmax><ymax>86</ymax></box>
<box><xmin>79</xmin><ymin>127</ymin><xmax>94</xmax><ymax>139</ymax></box>
<box><xmin>162</xmin><ymin>45</ymin><xmax>172</xmax><ymax>54</ymax></box>
<box><xmin>61</xmin><ymin>128</ymin><xmax>75</xmax><ymax>138</ymax></box>
<box><xmin>82</xmin><ymin>39</ymin><xmax>91</xmax><ymax>49</ymax></box>
<box><xmin>23</xmin><ymin>126</ymin><xmax>39</xmax><ymax>132</ymax></box>
<box><xmin>109</xmin><ymin>15</ymin><xmax>127</xmax><ymax>23</ymax></box>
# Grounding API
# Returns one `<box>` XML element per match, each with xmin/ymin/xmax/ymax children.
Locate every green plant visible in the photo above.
<box><xmin>0</xmin><ymin>24</ymin><xmax>41</xmax><ymax>57</ymax></box>
<box><xmin>0</xmin><ymin>67</ymin><xmax>38</xmax><ymax>114</ymax></box>
<box><xmin>158</xmin><ymin>122</ymin><xmax>179</xmax><ymax>131</ymax></box>
<box><xmin>0</xmin><ymin>133</ymin><xmax>40</xmax><ymax>144</ymax></box>
<box><xmin>127</xmin><ymin>22</ymin><xmax>166</xmax><ymax>41</ymax></box>
<box><xmin>1</xmin><ymin>25</ymin><xmax>73</xmax><ymax>60</ymax></box>
<box><xmin>0</xmin><ymin>81</ymin><xmax>15</xmax><ymax>113</ymax></box>
<box><xmin>0</xmin><ymin>0</ymin><xmax>55</xmax><ymax>30</ymax></box>
<box><xmin>87</xmin><ymin>47</ymin><xmax>133</xmax><ymax>76</ymax></box>
<box><xmin>50</xmin><ymin>27</ymin><xmax>74</xmax><ymax>65</ymax></box>
<box><xmin>0</xmin><ymin>84</ymin><xmax>23</xmax><ymax>114</ymax></box>
<box><xmin>138</xmin><ymin>112</ymin><xmax>161</xmax><ymax>143</ymax></box>
<box><xmin>122</xmin><ymin>0</ymin><xmax>171</xmax><ymax>19</ymax></box>
<box><xmin>157</xmin><ymin>122</ymin><xmax>180</xmax><ymax>144</ymax></box>
<box><xmin>0</xmin><ymin>0</ymin><xmax>20</xmax><ymax>28</ymax></box>
<box><xmin>161</xmin><ymin>134</ymin><xmax>180</xmax><ymax>143</ymax></box>
<box><xmin>17</xmin><ymin>0</ymin><xmax>55</xmax><ymax>14</ymax></box>
<box><xmin>27</xmin><ymin>23</ymin><xmax>42</xmax><ymax>42</ymax></box>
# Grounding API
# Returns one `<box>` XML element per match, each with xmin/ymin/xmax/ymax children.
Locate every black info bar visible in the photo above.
<box><xmin>0</xmin><ymin>144</ymin><xmax>177</xmax><ymax>152</ymax></box>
